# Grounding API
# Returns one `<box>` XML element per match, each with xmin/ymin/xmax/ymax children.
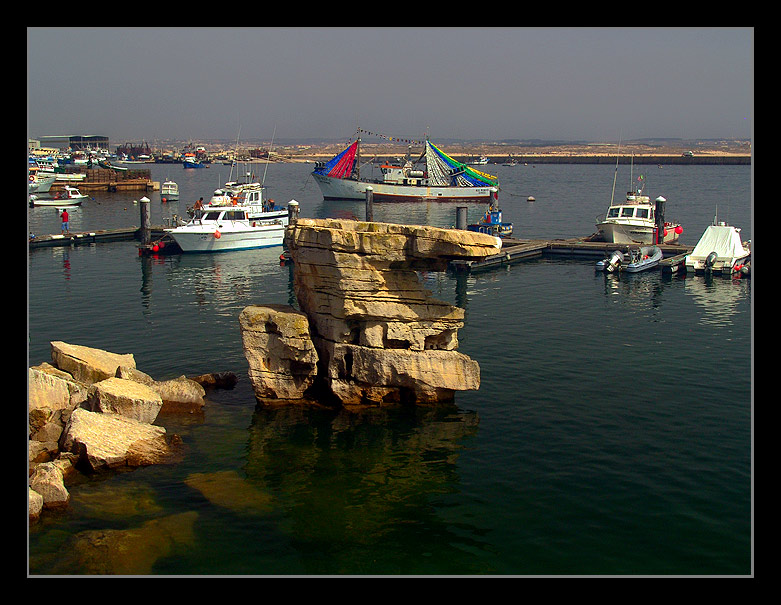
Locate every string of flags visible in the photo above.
<box><xmin>356</xmin><ymin>128</ymin><xmax>426</xmax><ymax>145</ymax></box>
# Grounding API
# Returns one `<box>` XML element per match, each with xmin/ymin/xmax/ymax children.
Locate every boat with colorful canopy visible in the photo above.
<box><xmin>311</xmin><ymin>131</ymin><xmax>499</xmax><ymax>203</ymax></box>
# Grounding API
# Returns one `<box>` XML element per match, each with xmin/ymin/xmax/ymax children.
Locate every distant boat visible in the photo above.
<box><xmin>28</xmin><ymin>169</ymin><xmax>56</xmax><ymax>194</ymax></box>
<box><xmin>685</xmin><ymin>221</ymin><xmax>750</xmax><ymax>275</ymax></box>
<box><xmin>469</xmin><ymin>156</ymin><xmax>489</xmax><ymax>165</ymax></box>
<box><xmin>183</xmin><ymin>153</ymin><xmax>206</xmax><ymax>169</ymax></box>
<box><xmin>161</xmin><ymin>179</ymin><xmax>179</xmax><ymax>202</ymax></box>
<box><xmin>595</xmin><ymin>245</ymin><xmax>663</xmax><ymax>273</ymax></box>
<box><xmin>312</xmin><ymin>133</ymin><xmax>499</xmax><ymax>203</ymax></box>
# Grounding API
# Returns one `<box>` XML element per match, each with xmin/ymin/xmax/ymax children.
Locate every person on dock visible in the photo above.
<box><xmin>60</xmin><ymin>209</ymin><xmax>70</xmax><ymax>235</ymax></box>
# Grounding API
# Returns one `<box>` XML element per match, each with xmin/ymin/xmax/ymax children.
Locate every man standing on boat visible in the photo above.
<box><xmin>60</xmin><ymin>209</ymin><xmax>69</xmax><ymax>235</ymax></box>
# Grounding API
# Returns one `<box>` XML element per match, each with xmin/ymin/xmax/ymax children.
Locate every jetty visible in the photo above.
<box><xmin>449</xmin><ymin>237</ymin><xmax>693</xmax><ymax>273</ymax></box>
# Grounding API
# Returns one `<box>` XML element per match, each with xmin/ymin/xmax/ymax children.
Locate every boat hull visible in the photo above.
<box><xmin>596</xmin><ymin>221</ymin><xmax>679</xmax><ymax>245</ymax></box>
<box><xmin>312</xmin><ymin>173</ymin><xmax>494</xmax><ymax>203</ymax></box>
<box><xmin>166</xmin><ymin>222</ymin><xmax>285</xmax><ymax>252</ymax></box>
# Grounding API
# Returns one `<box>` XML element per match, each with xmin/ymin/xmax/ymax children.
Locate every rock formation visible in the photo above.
<box><xmin>242</xmin><ymin>219</ymin><xmax>501</xmax><ymax>406</ymax></box>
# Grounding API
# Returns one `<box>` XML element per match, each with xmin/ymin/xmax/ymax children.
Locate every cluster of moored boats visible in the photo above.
<box><xmin>28</xmin><ymin>130</ymin><xmax>751</xmax><ymax>276</ymax></box>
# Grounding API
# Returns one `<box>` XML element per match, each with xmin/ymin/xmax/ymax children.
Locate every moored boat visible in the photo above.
<box><xmin>467</xmin><ymin>203</ymin><xmax>513</xmax><ymax>237</ymax></box>
<box><xmin>183</xmin><ymin>153</ymin><xmax>205</xmax><ymax>169</ymax></box>
<box><xmin>29</xmin><ymin>185</ymin><xmax>89</xmax><ymax>207</ymax></box>
<box><xmin>595</xmin><ymin>191</ymin><xmax>682</xmax><ymax>245</ymax></box>
<box><xmin>596</xmin><ymin>245</ymin><xmax>663</xmax><ymax>273</ymax></box>
<box><xmin>161</xmin><ymin>179</ymin><xmax>179</xmax><ymax>202</ymax></box>
<box><xmin>312</xmin><ymin>132</ymin><xmax>499</xmax><ymax>203</ymax></box>
<box><xmin>29</xmin><ymin>169</ymin><xmax>56</xmax><ymax>194</ymax></box>
<box><xmin>165</xmin><ymin>200</ymin><xmax>295</xmax><ymax>253</ymax></box>
<box><xmin>684</xmin><ymin>221</ymin><xmax>750</xmax><ymax>275</ymax></box>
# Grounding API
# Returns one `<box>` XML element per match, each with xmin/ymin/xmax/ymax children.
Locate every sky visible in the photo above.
<box><xmin>27</xmin><ymin>27</ymin><xmax>753</xmax><ymax>145</ymax></box>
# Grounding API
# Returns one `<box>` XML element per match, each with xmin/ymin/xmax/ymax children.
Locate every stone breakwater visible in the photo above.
<box><xmin>28</xmin><ymin>341</ymin><xmax>235</xmax><ymax>524</ymax></box>
<box><xmin>240</xmin><ymin>219</ymin><xmax>502</xmax><ymax>407</ymax></box>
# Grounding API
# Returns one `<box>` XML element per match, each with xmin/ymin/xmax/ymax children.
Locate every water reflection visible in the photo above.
<box><xmin>240</xmin><ymin>404</ymin><xmax>490</xmax><ymax>574</ymax></box>
<box><xmin>684</xmin><ymin>273</ymin><xmax>751</xmax><ymax>327</ymax></box>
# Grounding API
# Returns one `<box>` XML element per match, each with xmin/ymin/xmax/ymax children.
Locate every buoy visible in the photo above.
<box><xmin>214</xmin><ymin>230</ymin><xmax>221</xmax><ymax>239</ymax></box>
<box><xmin>152</xmin><ymin>244</ymin><xmax>159</xmax><ymax>252</ymax></box>
<box><xmin>675</xmin><ymin>225</ymin><xmax>683</xmax><ymax>234</ymax></box>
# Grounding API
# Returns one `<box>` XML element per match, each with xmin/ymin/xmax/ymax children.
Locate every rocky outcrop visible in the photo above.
<box><xmin>242</xmin><ymin>219</ymin><xmax>501</xmax><ymax>407</ymax></box>
<box><xmin>239</xmin><ymin>304</ymin><xmax>319</xmax><ymax>401</ymax></box>
<box><xmin>28</xmin><ymin>342</ymin><xmax>204</xmax><ymax>522</ymax></box>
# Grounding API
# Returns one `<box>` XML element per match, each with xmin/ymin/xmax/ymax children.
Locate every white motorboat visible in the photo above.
<box><xmin>595</xmin><ymin>191</ymin><xmax>682</xmax><ymax>244</ymax></box>
<box><xmin>161</xmin><ymin>179</ymin><xmax>179</xmax><ymax>201</ymax></box>
<box><xmin>166</xmin><ymin>201</ymin><xmax>294</xmax><ymax>253</ymax></box>
<box><xmin>685</xmin><ymin>221</ymin><xmax>751</xmax><ymax>275</ymax></box>
<box><xmin>29</xmin><ymin>185</ymin><xmax>89</xmax><ymax>207</ymax></box>
<box><xmin>28</xmin><ymin>169</ymin><xmax>56</xmax><ymax>194</ymax></box>
<box><xmin>312</xmin><ymin>132</ymin><xmax>499</xmax><ymax>203</ymax></box>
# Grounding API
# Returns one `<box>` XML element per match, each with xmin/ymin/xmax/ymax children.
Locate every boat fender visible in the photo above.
<box><xmin>214</xmin><ymin>230</ymin><xmax>221</xmax><ymax>239</ymax></box>
<box><xmin>705</xmin><ymin>251</ymin><xmax>718</xmax><ymax>268</ymax></box>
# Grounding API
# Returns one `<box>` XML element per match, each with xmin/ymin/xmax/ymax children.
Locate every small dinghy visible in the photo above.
<box><xmin>596</xmin><ymin>245</ymin><xmax>662</xmax><ymax>273</ymax></box>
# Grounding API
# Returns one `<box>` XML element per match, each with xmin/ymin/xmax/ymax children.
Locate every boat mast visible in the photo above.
<box><xmin>261</xmin><ymin>125</ymin><xmax>276</xmax><ymax>187</ymax></box>
<box><xmin>611</xmin><ymin>138</ymin><xmax>621</xmax><ymax>205</ymax></box>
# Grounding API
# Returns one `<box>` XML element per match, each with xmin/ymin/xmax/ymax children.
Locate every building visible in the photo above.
<box><xmin>36</xmin><ymin>135</ymin><xmax>110</xmax><ymax>153</ymax></box>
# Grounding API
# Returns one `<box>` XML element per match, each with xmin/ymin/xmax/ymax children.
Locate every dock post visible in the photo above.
<box><xmin>139</xmin><ymin>196</ymin><xmax>151</xmax><ymax>245</ymax></box>
<box><xmin>456</xmin><ymin>206</ymin><xmax>468</xmax><ymax>230</ymax></box>
<box><xmin>365</xmin><ymin>187</ymin><xmax>374</xmax><ymax>222</ymax></box>
<box><xmin>288</xmin><ymin>200</ymin><xmax>300</xmax><ymax>225</ymax></box>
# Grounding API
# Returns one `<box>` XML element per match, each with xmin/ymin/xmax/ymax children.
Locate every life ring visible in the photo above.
<box><xmin>29</xmin><ymin>175</ymin><xmax>35</xmax><ymax>182</ymax></box>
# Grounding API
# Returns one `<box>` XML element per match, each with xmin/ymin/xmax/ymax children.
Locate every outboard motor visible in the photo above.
<box><xmin>606</xmin><ymin>250</ymin><xmax>625</xmax><ymax>273</ymax></box>
<box><xmin>705</xmin><ymin>251</ymin><xmax>719</xmax><ymax>271</ymax></box>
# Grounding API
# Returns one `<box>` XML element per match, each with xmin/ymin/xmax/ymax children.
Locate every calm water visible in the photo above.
<box><xmin>27</xmin><ymin>160</ymin><xmax>752</xmax><ymax>576</ymax></box>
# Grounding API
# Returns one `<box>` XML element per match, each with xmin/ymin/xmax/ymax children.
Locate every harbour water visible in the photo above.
<box><xmin>27</xmin><ymin>160</ymin><xmax>752</xmax><ymax>576</ymax></box>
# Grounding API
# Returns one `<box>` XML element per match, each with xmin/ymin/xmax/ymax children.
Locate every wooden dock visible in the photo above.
<box><xmin>450</xmin><ymin>237</ymin><xmax>693</xmax><ymax>273</ymax></box>
<box><xmin>28</xmin><ymin>226</ymin><xmax>169</xmax><ymax>249</ymax></box>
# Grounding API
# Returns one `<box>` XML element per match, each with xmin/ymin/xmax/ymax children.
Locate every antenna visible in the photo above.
<box><xmin>610</xmin><ymin>137</ymin><xmax>621</xmax><ymax>205</ymax></box>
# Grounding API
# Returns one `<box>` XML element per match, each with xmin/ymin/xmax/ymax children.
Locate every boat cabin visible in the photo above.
<box><xmin>605</xmin><ymin>204</ymin><xmax>655</xmax><ymax>221</ymax></box>
<box><xmin>380</xmin><ymin>164</ymin><xmax>427</xmax><ymax>187</ymax></box>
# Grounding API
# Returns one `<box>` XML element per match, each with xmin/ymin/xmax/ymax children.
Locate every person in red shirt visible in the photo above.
<box><xmin>61</xmin><ymin>209</ymin><xmax>69</xmax><ymax>234</ymax></box>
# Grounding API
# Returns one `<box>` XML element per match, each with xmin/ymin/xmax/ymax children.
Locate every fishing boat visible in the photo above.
<box><xmin>684</xmin><ymin>221</ymin><xmax>750</xmax><ymax>275</ymax></box>
<box><xmin>595</xmin><ymin>245</ymin><xmax>663</xmax><ymax>273</ymax></box>
<box><xmin>165</xmin><ymin>200</ymin><xmax>294</xmax><ymax>253</ymax></box>
<box><xmin>469</xmin><ymin>156</ymin><xmax>489</xmax><ymax>165</ymax></box>
<box><xmin>312</xmin><ymin>134</ymin><xmax>499</xmax><ymax>203</ymax></box>
<box><xmin>29</xmin><ymin>185</ymin><xmax>88</xmax><ymax>207</ymax></box>
<box><xmin>183</xmin><ymin>153</ymin><xmax>205</xmax><ymax>169</ymax></box>
<box><xmin>28</xmin><ymin>169</ymin><xmax>56</xmax><ymax>194</ymax></box>
<box><xmin>467</xmin><ymin>203</ymin><xmax>513</xmax><ymax>237</ymax></box>
<box><xmin>161</xmin><ymin>179</ymin><xmax>179</xmax><ymax>202</ymax></box>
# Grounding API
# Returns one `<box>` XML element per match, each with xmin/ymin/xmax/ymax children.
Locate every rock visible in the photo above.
<box><xmin>60</xmin><ymin>407</ymin><xmax>176</xmax><ymax>472</ymax></box>
<box><xmin>188</xmin><ymin>371</ymin><xmax>238</xmax><ymax>390</ymax></box>
<box><xmin>115</xmin><ymin>366</ymin><xmax>206</xmax><ymax>413</ymax></box>
<box><xmin>50</xmin><ymin>341</ymin><xmax>135</xmax><ymax>385</ymax></box>
<box><xmin>281</xmin><ymin>219</ymin><xmax>499</xmax><ymax>406</ymax></box>
<box><xmin>85</xmin><ymin>376</ymin><xmax>163</xmax><ymax>424</ymax></box>
<box><xmin>239</xmin><ymin>304</ymin><xmax>318</xmax><ymax>401</ymax></box>
<box><xmin>28</xmin><ymin>366</ymin><xmax>87</xmax><ymax>418</ymax></box>
<box><xmin>29</xmin><ymin>488</ymin><xmax>43</xmax><ymax>522</ymax></box>
<box><xmin>29</xmin><ymin>461</ymin><xmax>69</xmax><ymax>509</ymax></box>
<box><xmin>185</xmin><ymin>470</ymin><xmax>273</xmax><ymax>515</ymax></box>
<box><xmin>61</xmin><ymin>511</ymin><xmax>198</xmax><ymax>575</ymax></box>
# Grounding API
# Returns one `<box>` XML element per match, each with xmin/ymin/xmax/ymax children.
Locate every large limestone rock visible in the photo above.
<box><xmin>85</xmin><ymin>377</ymin><xmax>163</xmax><ymax>424</ymax></box>
<box><xmin>115</xmin><ymin>366</ymin><xmax>206</xmax><ymax>413</ymax></box>
<box><xmin>280</xmin><ymin>218</ymin><xmax>499</xmax><ymax>406</ymax></box>
<box><xmin>239</xmin><ymin>304</ymin><xmax>318</xmax><ymax>401</ymax></box>
<box><xmin>60</xmin><ymin>407</ymin><xmax>176</xmax><ymax>471</ymax></box>
<box><xmin>50</xmin><ymin>341</ymin><xmax>136</xmax><ymax>385</ymax></box>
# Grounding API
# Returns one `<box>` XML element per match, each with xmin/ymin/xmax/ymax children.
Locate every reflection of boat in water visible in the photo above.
<box><xmin>596</xmin><ymin>245</ymin><xmax>662</xmax><ymax>273</ymax></box>
<box><xmin>467</xmin><ymin>203</ymin><xmax>513</xmax><ymax>237</ymax></box>
<box><xmin>166</xmin><ymin>201</ymin><xmax>296</xmax><ymax>253</ymax></box>
<box><xmin>312</xmin><ymin>133</ymin><xmax>499</xmax><ymax>203</ymax></box>
<box><xmin>685</xmin><ymin>221</ymin><xmax>751</xmax><ymax>275</ymax></box>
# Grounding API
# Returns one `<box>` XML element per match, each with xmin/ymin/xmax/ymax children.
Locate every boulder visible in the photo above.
<box><xmin>29</xmin><ymin>488</ymin><xmax>44</xmax><ymax>522</ymax></box>
<box><xmin>29</xmin><ymin>461</ymin><xmax>69</xmax><ymax>509</ymax></box>
<box><xmin>60</xmin><ymin>407</ymin><xmax>176</xmax><ymax>471</ymax></box>
<box><xmin>50</xmin><ymin>341</ymin><xmax>135</xmax><ymax>385</ymax></box>
<box><xmin>239</xmin><ymin>304</ymin><xmax>318</xmax><ymax>401</ymax></box>
<box><xmin>85</xmin><ymin>377</ymin><xmax>163</xmax><ymax>424</ymax></box>
<box><xmin>115</xmin><ymin>366</ymin><xmax>206</xmax><ymax>413</ymax></box>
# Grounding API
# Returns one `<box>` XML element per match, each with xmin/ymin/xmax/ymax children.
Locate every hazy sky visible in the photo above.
<box><xmin>27</xmin><ymin>27</ymin><xmax>753</xmax><ymax>144</ymax></box>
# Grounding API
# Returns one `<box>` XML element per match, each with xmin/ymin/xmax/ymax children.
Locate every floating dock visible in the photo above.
<box><xmin>449</xmin><ymin>237</ymin><xmax>693</xmax><ymax>273</ymax></box>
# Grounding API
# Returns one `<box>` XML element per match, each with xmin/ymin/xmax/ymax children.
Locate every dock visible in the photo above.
<box><xmin>449</xmin><ymin>237</ymin><xmax>693</xmax><ymax>273</ymax></box>
<box><xmin>28</xmin><ymin>226</ymin><xmax>169</xmax><ymax>249</ymax></box>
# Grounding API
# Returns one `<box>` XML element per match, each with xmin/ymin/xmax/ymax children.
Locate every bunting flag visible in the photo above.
<box><xmin>357</xmin><ymin>128</ymin><xmax>426</xmax><ymax>145</ymax></box>
<box><xmin>313</xmin><ymin>140</ymin><xmax>358</xmax><ymax>179</ymax></box>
